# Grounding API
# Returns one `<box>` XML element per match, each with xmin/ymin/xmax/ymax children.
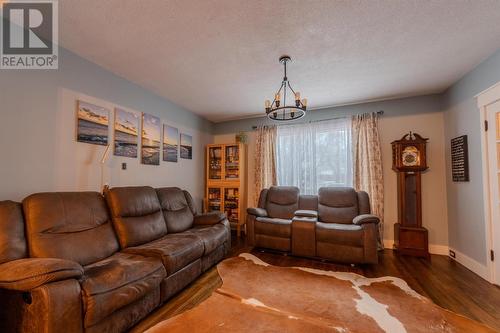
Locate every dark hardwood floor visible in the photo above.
<box><xmin>131</xmin><ymin>233</ymin><xmax>500</xmax><ymax>332</ymax></box>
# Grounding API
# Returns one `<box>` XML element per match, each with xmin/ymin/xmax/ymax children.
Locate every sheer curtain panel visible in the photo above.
<box><xmin>276</xmin><ymin>118</ymin><xmax>352</xmax><ymax>195</ymax></box>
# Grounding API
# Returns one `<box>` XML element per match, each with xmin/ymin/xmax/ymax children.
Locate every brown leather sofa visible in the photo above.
<box><xmin>0</xmin><ymin>186</ymin><xmax>230</xmax><ymax>333</ymax></box>
<box><xmin>247</xmin><ymin>186</ymin><xmax>379</xmax><ymax>264</ymax></box>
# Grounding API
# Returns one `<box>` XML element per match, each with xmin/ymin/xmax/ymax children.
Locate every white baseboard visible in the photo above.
<box><xmin>448</xmin><ymin>248</ymin><xmax>490</xmax><ymax>282</ymax></box>
<box><xmin>383</xmin><ymin>240</ymin><xmax>491</xmax><ymax>282</ymax></box>
<box><xmin>383</xmin><ymin>239</ymin><xmax>448</xmax><ymax>256</ymax></box>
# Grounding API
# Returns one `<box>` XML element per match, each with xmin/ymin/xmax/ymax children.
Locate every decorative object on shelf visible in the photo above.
<box><xmin>180</xmin><ymin>133</ymin><xmax>193</xmax><ymax>159</ymax></box>
<box><xmin>264</xmin><ymin>55</ymin><xmax>307</xmax><ymax>122</ymax></box>
<box><xmin>235</xmin><ymin>132</ymin><xmax>248</xmax><ymax>144</ymax></box>
<box><xmin>205</xmin><ymin>143</ymin><xmax>247</xmax><ymax>237</ymax></box>
<box><xmin>114</xmin><ymin>108</ymin><xmax>139</xmax><ymax>158</ymax></box>
<box><xmin>141</xmin><ymin>113</ymin><xmax>161</xmax><ymax>165</ymax></box>
<box><xmin>76</xmin><ymin>100</ymin><xmax>110</xmax><ymax>145</ymax></box>
<box><xmin>451</xmin><ymin>135</ymin><xmax>469</xmax><ymax>182</ymax></box>
<box><xmin>391</xmin><ymin>132</ymin><xmax>429</xmax><ymax>258</ymax></box>
<box><xmin>163</xmin><ymin>125</ymin><xmax>179</xmax><ymax>162</ymax></box>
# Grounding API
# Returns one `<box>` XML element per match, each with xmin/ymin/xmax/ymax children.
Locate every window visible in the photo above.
<box><xmin>276</xmin><ymin>118</ymin><xmax>352</xmax><ymax>194</ymax></box>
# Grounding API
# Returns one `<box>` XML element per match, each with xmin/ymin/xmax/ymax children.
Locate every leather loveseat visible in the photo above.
<box><xmin>0</xmin><ymin>186</ymin><xmax>230</xmax><ymax>333</ymax></box>
<box><xmin>247</xmin><ymin>186</ymin><xmax>379</xmax><ymax>264</ymax></box>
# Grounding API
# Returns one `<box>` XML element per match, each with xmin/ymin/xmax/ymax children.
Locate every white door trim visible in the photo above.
<box><xmin>476</xmin><ymin>81</ymin><xmax>500</xmax><ymax>284</ymax></box>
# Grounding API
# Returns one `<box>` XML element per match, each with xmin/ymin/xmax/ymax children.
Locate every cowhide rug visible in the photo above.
<box><xmin>146</xmin><ymin>254</ymin><xmax>496</xmax><ymax>333</ymax></box>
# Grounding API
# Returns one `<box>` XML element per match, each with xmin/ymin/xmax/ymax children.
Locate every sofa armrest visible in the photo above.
<box><xmin>194</xmin><ymin>211</ymin><xmax>226</xmax><ymax>225</ymax></box>
<box><xmin>0</xmin><ymin>258</ymin><xmax>84</xmax><ymax>291</ymax></box>
<box><xmin>353</xmin><ymin>214</ymin><xmax>380</xmax><ymax>225</ymax></box>
<box><xmin>246</xmin><ymin>207</ymin><xmax>268</xmax><ymax>217</ymax></box>
<box><xmin>294</xmin><ymin>210</ymin><xmax>318</xmax><ymax>218</ymax></box>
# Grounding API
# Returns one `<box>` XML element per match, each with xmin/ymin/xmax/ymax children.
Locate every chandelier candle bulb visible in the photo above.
<box><xmin>295</xmin><ymin>92</ymin><xmax>300</xmax><ymax>100</ymax></box>
<box><xmin>302</xmin><ymin>98</ymin><xmax>307</xmax><ymax>108</ymax></box>
<box><xmin>265</xmin><ymin>100</ymin><xmax>271</xmax><ymax>108</ymax></box>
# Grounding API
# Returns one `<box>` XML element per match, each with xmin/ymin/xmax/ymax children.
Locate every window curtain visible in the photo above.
<box><xmin>254</xmin><ymin>125</ymin><xmax>277</xmax><ymax>205</ymax></box>
<box><xmin>352</xmin><ymin>112</ymin><xmax>384</xmax><ymax>249</ymax></box>
<box><xmin>276</xmin><ymin>118</ymin><xmax>352</xmax><ymax>195</ymax></box>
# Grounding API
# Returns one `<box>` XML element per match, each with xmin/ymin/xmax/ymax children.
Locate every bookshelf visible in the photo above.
<box><xmin>205</xmin><ymin>143</ymin><xmax>247</xmax><ymax>237</ymax></box>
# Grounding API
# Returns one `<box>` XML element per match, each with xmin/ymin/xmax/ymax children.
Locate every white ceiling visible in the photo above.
<box><xmin>59</xmin><ymin>0</ymin><xmax>500</xmax><ymax>123</ymax></box>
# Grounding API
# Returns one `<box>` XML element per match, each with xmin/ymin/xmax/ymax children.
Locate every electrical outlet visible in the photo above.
<box><xmin>122</xmin><ymin>163</ymin><xmax>127</xmax><ymax>170</ymax></box>
<box><xmin>449</xmin><ymin>250</ymin><xmax>456</xmax><ymax>258</ymax></box>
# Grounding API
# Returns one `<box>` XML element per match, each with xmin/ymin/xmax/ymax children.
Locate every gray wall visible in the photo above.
<box><xmin>214</xmin><ymin>94</ymin><xmax>442</xmax><ymax>134</ymax></box>
<box><xmin>0</xmin><ymin>48</ymin><xmax>214</xmax><ymax>207</ymax></box>
<box><xmin>442</xmin><ymin>48</ymin><xmax>500</xmax><ymax>264</ymax></box>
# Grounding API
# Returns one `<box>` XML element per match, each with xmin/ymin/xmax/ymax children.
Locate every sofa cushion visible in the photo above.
<box><xmin>318</xmin><ymin>187</ymin><xmax>359</xmax><ymax>224</ymax></box>
<box><xmin>0</xmin><ymin>201</ymin><xmax>27</xmax><ymax>264</ymax></box>
<box><xmin>123</xmin><ymin>233</ymin><xmax>204</xmax><ymax>275</ymax></box>
<box><xmin>298</xmin><ymin>195</ymin><xmax>318</xmax><ymax>211</ymax></box>
<box><xmin>105</xmin><ymin>187</ymin><xmax>167</xmax><ymax>248</ymax></box>
<box><xmin>81</xmin><ymin>252</ymin><xmax>165</xmax><ymax>328</ymax></box>
<box><xmin>186</xmin><ymin>224</ymin><xmax>228</xmax><ymax>254</ymax></box>
<box><xmin>23</xmin><ymin>192</ymin><xmax>119</xmax><ymax>266</ymax></box>
<box><xmin>357</xmin><ymin>191</ymin><xmax>371</xmax><ymax>215</ymax></box>
<box><xmin>156</xmin><ymin>187</ymin><xmax>195</xmax><ymax>233</ymax></box>
<box><xmin>266</xmin><ymin>186</ymin><xmax>299</xmax><ymax>219</ymax></box>
<box><xmin>316</xmin><ymin>222</ymin><xmax>363</xmax><ymax>247</ymax></box>
<box><xmin>255</xmin><ymin>217</ymin><xmax>292</xmax><ymax>238</ymax></box>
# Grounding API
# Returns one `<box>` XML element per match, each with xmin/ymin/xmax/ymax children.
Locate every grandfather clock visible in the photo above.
<box><xmin>392</xmin><ymin>132</ymin><xmax>430</xmax><ymax>258</ymax></box>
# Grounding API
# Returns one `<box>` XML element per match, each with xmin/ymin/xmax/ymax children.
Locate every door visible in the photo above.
<box><xmin>207</xmin><ymin>146</ymin><xmax>223</xmax><ymax>180</ymax></box>
<box><xmin>207</xmin><ymin>187</ymin><xmax>223</xmax><ymax>212</ymax></box>
<box><xmin>486</xmin><ymin>100</ymin><xmax>500</xmax><ymax>284</ymax></box>
<box><xmin>224</xmin><ymin>187</ymin><xmax>240</xmax><ymax>224</ymax></box>
<box><xmin>224</xmin><ymin>145</ymin><xmax>240</xmax><ymax>180</ymax></box>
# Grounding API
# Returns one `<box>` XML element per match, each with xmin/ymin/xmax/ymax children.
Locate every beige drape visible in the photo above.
<box><xmin>352</xmin><ymin>113</ymin><xmax>384</xmax><ymax>249</ymax></box>
<box><xmin>254</xmin><ymin>126</ymin><xmax>277</xmax><ymax>205</ymax></box>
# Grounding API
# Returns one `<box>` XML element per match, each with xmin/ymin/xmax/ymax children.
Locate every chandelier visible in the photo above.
<box><xmin>265</xmin><ymin>55</ymin><xmax>308</xmax><ymax>121</ymax></box>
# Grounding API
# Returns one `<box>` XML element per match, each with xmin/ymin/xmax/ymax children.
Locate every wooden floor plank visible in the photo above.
<box><xmin>131</xmin><ymin>234</ymin><xmax>500</xmax><ymax>332</ymax></box>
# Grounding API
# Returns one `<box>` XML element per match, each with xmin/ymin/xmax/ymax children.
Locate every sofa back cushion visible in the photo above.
<box><xmin>156</xmin><ymin>187</ymin><xmax>195</xmax><ymax>233</ymax></box>
<box><xmin>23</xmin><ymin>192</ymin><xmax>119</xmax><ymax>265</ymax></box>
<box><xmin>257</xmin><ymin>189</ymin><xmax>269</xmax><ymax>209</ymax></box>
<box><xmin>105</xmin><ymin>186</ymin><xmax>167</xmax><ymax>248</ymax></box>
<box><xmin>357</xmin><ymin>191</ymin><xmax>371</xmax><ymax>215</ymax></box>
<box><xmin>0</xmin><ymin>201</ymin><xmax>27</xmax><ymax>264</ymax></box>
<box><xmin>318</xmin><ymin>187</ymin><xmax>359</xmax><ymax>224</ymax></box>
<box><xmin>266</xmin><ymin>186</ymin><xmax>299</xmax><ymax>219</ymax></box>
<box><xmin>299</xmin><ymin>195</ymin><xmax>318</xmax><ymax>211</ymax></box>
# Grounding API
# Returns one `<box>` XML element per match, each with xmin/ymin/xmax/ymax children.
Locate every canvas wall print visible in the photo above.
<box><xmin>141</xmin><ymin>113</ymin><xmax>161</xmax><ymax>165</ymax></box>
<box><xmin>114</xmin><ymin>108</ymin><xmax>139</xmax><ymax>158</ymax></box>
<box><xmin>180</xmin><ymin>133</ymin><xmax>193</xmax><ymax>159</ymax></box>
<box><xmin>77</xmin><ymin>101</ymin><xmax>109</xmax><ymax>145</ymax></box>
<box><xmin>163</xmin><ymin>125</ymin><xmax>179</xmax><ymax>162</ymax></box>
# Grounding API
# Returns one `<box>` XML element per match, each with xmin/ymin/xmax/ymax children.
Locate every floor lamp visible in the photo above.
<box><xmin>100</xmin><ymin>144</ymin><xmax>111</xmax><ymax>194</ymax></box>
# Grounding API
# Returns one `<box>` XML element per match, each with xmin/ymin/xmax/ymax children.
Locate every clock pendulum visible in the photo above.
<box><xmin>391</xmin><ymin>132</ymin><xmax>430</xmax><ymax>258</ymax></box>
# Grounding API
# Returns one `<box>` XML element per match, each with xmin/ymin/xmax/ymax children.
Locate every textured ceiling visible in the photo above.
<box><xmin>59</xmin><ymin>0</ymin><xmax>500</xmax><ymax>122</ymax></box>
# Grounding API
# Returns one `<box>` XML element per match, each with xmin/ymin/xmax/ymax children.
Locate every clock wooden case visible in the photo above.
<box><xmin>391</xmin><ymin>132</ymin><xmax>430</xmax><ymax>258</ymax></box>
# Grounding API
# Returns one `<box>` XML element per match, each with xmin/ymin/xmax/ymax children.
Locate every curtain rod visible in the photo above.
<box><xmin>251</xmin><ymin>110</ymin><xmax>384</xmax><ymax>130</ymax></box>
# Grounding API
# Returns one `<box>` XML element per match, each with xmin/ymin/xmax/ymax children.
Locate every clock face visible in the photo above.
<box><xmin>402</xmin><ymin>146</ymin><xmax>420</xmax><ymax>166</ymax></box>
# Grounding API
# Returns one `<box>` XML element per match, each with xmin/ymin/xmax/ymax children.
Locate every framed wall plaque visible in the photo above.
<box><xmin>451</xmin><ymin>135</ymin><xmax>469</xmax><ymax>182</ymax></box>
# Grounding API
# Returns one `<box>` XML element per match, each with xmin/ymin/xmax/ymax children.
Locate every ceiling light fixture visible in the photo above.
<box><xmin>265</xmin><ymin>55</ymin><xmax>307</xmax><ymax>121</ymax></box>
